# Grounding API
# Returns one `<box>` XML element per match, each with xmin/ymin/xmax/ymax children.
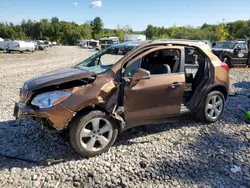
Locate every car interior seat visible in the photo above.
<box><xmin>161</xmin><ymin>56</ymin><xmax>177</xmax><ymax>73</ymax></box>
<box><xmin>150</xmin><ymin>51</ymin><xmax>172</xmax><ymax>74</ymax></box>
<box><xmin>151</xmin><ymin>64</ymin><xmax>171</xmax><ymax>74</ymax></box>
<box><xmin>172</xmin><ymin>57</ymin><xmax>180</xmax><ymax>73</ymax></box>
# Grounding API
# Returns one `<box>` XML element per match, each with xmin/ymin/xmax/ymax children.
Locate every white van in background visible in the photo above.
<box><xmin>0</xmin><ymin>39</ymin><xmax>11</xmax><ymax>50</ymax></box>
<box><xmin>6</xmin><ymin>40</ymin><xmax>35</xmax><ymax>53</ymax></box>
<box><xmin>124</xmin><ymin>34</ymin><xmax>146</xmax><ymax>42</ymax></box>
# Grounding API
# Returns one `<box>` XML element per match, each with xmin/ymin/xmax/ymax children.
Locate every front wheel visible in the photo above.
<box><xmin>196</xmin><ymin>91</ymin><xmax>225</xmax><ymax>123</ymax></box>
<box><xmin>69</xmin><ymin>110</ymin><xmax>118</xmax><ymax>157</ymax></box>
<box><xmin>223</xmin><ymin>57</ymin><xmax>233</xmax><ymax>68</ymax></box>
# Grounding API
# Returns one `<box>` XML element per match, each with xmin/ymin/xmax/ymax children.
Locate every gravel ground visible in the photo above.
<box><xmin>0</xmin><ymin>46</ymin><xmax>250</xmax><ymax>188</ymax></box>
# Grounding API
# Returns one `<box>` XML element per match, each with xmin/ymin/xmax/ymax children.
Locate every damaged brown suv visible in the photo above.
<box><xmin>14</xmin><ymin>39</ymin><xmax>229</xmax><ymax>157</ymax></box>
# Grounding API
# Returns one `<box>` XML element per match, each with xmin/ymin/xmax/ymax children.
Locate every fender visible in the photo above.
<box><xmin>196</xmin><ymin>83</ymin><xmax>228</xmax><ymax>110</ymax></box>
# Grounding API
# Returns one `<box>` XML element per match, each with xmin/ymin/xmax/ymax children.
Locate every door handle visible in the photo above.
<box><xmin>170</xmin><ymin>82</ymin><xmax>182</xmax><ymax>88</ymax></box>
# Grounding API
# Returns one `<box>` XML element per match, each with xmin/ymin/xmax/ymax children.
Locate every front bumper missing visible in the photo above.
<box><xmin>13</xmin><ymin>102</ymin><xmax>75</xmax><ymax>130</ymax></box>
<box><xmin>13</xmin><ymin>102</ymin><xmax>35</xmax><ymax>119</ymax></box>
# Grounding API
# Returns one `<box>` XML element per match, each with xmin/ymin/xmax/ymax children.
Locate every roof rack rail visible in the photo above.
<box><xmin>151</xmin><ymin>38</ymin><xmax>201</xmax><ymax>42</ymax></box>
<box><xmin>150</xmin><ymin>39</ymin><xmax>208</xmax><ymax>45</ymax></box>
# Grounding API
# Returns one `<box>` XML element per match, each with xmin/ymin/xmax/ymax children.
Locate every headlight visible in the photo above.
<box><xmin>31</xmin><ymin>90</ymin><xmax>71</xmax><ymax>108</ymax></box>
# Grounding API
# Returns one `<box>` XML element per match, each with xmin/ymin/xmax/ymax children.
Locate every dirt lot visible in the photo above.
<box><xmin>0</xmin><ymin>46</ymin><xmax>250</xmax><ymax>188</ymax></box>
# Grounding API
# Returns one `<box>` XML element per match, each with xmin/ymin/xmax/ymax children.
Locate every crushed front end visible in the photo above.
<box><xmin>13</xmin><ymin>83</ymin><xmax>76</xmax><ymax>131</ymax></box>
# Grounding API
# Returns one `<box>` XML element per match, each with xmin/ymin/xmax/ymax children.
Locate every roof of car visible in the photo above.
<box><xmin>217</xmin><ymin>40</ymin><xmax>246</xmax><ymax>43</ymax></box>
<box><xmin>151</xmin><ymin>39</ymin><xmax>210</xmax><ymax>46</ymax></box>
<box><xmin>99</xmin><ymin>37</ymin><xmax>119</xmax><ymax>40</ymax></box>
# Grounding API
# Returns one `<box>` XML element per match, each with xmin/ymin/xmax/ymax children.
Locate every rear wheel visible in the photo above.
<box><xmin>196</xmin><ymin>91</ymin><xmax>225</xmax><ymax>123</ymax></box>
<box><xmin>69</xmin><ymin>110</ymin><xmax>118</xmax><ymax>157</ymax></box>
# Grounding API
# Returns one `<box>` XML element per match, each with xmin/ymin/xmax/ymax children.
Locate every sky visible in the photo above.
<box><xmin>0</xmin><ymin>0</ymin><xmax>250</xmax><ymax>31</ymax></box>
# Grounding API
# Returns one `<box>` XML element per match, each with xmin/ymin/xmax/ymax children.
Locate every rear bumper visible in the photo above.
<box><xmin>13</xmin><ymin>102</ymin><xmax>75</xmax><ymax>130</ymax></box>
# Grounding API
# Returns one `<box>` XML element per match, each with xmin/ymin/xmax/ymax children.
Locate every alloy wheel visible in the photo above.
<box><xmin>205</xmin><ymin>95</ymin><xmax>224</xmax><ymax>120</ymax></box>
<box><xmin>79</xmin><ymin>118</ymin><xmax>113</xmax><ymax>152</ymax></box>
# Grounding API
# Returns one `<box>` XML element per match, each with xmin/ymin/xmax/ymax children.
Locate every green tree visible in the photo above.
<box><xmin>145</xmin><ymin>24</ymin><xmax>154</xmax><ymax>39</ymax></box>
<box><xmin>115</xmin><ymin>25</ymin><xmax>132</xmax><ymax>41</ymax></box>
<box><xmin>91</xmin><ymin>17</ymin><xmax>104</xmax><ymax>39</ymax></box>
<box><xmin>216</xmin><ymin>23</ymin><xmax>229</xmax><ymax>41</ymax></box>
<box><xmin>79</xmin><ymin>23</ymin><xmax>92</xmax><ymax>39</ymax></box>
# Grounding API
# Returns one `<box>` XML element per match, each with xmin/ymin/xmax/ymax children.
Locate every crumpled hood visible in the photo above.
<box><xmin>26</xmin><ymin>67</ymin><xmax>93</xmax><ymax>91</ymax></box>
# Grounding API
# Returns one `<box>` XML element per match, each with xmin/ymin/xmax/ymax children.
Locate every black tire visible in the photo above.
<box><xmin>69</xmin><ymin>110</ymin><xmax>118</xmax><ymax>157</ymax></box>
<box><xmin>196</xmin><ymin>91</ymin><xmax>225</xmax><ymax>123</ymax></box>
<box><xmin>223</xmin><ymin>56</ymin><xmax>233</xmax><ymax>68</ymax></box>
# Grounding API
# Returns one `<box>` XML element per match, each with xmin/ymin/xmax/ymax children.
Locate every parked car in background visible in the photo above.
<box><xmin>124</xmin><ymin>34</ymin><xmax>146</xmax><ymax>42</ymax></box>
<box><xmin>212</xmin><ymin>40</ymin><xmax>248</xmax><ymax>68</ymax></box>
<box><xmin>99</xmin><ymin>37</ymin><xmax>119</xmax><ymax>50</ymax></box>
<box><xmin>44</xmin><ymin>41</ymin><xmax>53</xmax><ymax>47</ymax></box>
<box><xmin>25</xmin><ymin>40</ymin><xmax>38</xmax><ymax>50</ymax></box>
<box><xmin>33</xmin><ymin>41</ymin><xmax>38</xmax><ymax>50</ymax></box>
<box><xmin>0</xmin><ymin>38</ymin><xmax>10</xmax><ymax>50</ymax></box>
<box><xmin>5</xmin><ymin>40</ymin><xmax>35</xmax><ymax>53</ymax></box>
<box><xmin>78</xmin><ymin>40</ymin><xmax>88</xmax><ymax>47</ymax></box>
<box><xmin>14</xmin><ymin>39</ymin><xmax>229</xmax><ymax>157</ymax></box>
<box><xmin>80</xmin><ymin>40</ymin><xmax>100</xmax><ymax>49</ymax></box>
<box><xmin>52</xmin><ymin>41</ymin><xmax>57</xmax><ymax>46</ymax></box>
<box><xmin>109</xmin><ymin>40</ymin><xmax>150</xmax><ymax>55</ymax></box>
<box><xmin>202</xmin><ymin>40</ymin><xmax>212</xmax><ymax>48</ymax></box>
<box><xmin>185</xmin><ymin>40</ymin><xmax>212</xmax><ymax>64</ymax></box>
<box><xmin>37</xmin><ymin>40</ymin><xmax>49</xmax><ymax>50</ymax></box>
<box><xmin>88</xmin><ymin>40</ymin><xmax>100</xmax><ymax>49</ymax></box>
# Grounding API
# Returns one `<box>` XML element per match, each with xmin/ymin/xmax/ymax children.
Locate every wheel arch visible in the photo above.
<box><xmin>196</xmin><ymin>84</ymin><xmax>228</xmax><ymax>110</ymax></box>
<box><xmin>205</xmin><ymin>84</ymin><xmax>228</xmax><ymax>100</ymax></box>
<box><xmin>67</xmin><ymin>104</ymin><xmax>123</xmax><ymax>133</ymax></box>
<box><xmin>222</xmin><ymin>54</ymin><xmax>231</xmax><ymax>61</ymax></box>
<box><xmin>221</xmin><ymin>54</ymin><xmax>233</xmax><ymax>68</ymax></box>
<box><xmin>209</xmin><ymin>85</ymin><xmax>228</xmax><ymax>100</ymax></box>
<box><xmin>196</xmin><ymin>84</ymin><xmax>227</xmax><ymax>122</ymax></box>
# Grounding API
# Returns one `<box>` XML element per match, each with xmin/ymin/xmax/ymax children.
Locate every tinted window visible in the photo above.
<box><xmin>214</xmin><ymin>42</ymin><xmax>236</xmax><ymax>49</ymax></box>
<box><xmin>140</xmin><ymin>49</ymin><xmax>180</xmax><ymax>74</ymax></box>
<box><xmin>235</xmin><ymin>43</ymin><xmax>246</xmax><ymax>50</ymax></box>
<box><xmin>124</xmin><ymin>59</ymin><xmax>141</xmax><ymax>77</ymax></box>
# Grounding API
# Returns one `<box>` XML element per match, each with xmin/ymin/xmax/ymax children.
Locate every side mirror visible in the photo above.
<box><xmin>132</xmin><ymin>68</ymin><xmax>150</xmax><ymax>81</ymax></box>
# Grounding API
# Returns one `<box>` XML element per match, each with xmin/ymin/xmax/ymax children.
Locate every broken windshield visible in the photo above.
<box><xmin>75</xmin><ymin>46</ymin><xmax>126</xmax><ymax>74</ymax></box>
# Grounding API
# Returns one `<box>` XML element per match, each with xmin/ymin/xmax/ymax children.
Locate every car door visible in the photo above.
<box><xmin>232</xmin><ymin>43</ymin><xmax>248</xmax><ymax>64</ymax></box>
<box><xmin>123</xmin><ymin>46</ymin><xmax>185</xmax><ymax>123</ymax></box>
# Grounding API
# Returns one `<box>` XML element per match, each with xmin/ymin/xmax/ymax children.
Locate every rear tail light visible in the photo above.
<box><xmin>221</xmin><ymin>62</ymin><xmax>229</xmax><ymax>72</ymax></box>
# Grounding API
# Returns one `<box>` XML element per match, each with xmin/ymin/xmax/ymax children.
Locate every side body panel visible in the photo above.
<box><xmin>124</xmin><ymin>74</ymin><xmax>185</xmax><ymax>120</ymax></box>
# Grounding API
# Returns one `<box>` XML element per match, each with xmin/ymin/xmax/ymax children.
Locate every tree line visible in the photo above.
<box><xmin>145</xmin><ymin>20</ymin><xmax>250</xmax><ymax>42</ymax></box>
<box><xmin>0</xmin><ymin>17</ymin><xmax>132</xmax><ymax>45</ymax></box>
<box><xmin>0</xmin><ymin>17</ymin><xmax>250</xmax><ymax>45</ymax></box>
